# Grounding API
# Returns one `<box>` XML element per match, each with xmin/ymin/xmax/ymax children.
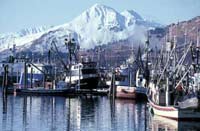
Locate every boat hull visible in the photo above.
<box><xmin>16</xmin><ymin>88</ymin><xmax>75</xmax><ymax>96</ymax></box>
<box><xmin>79</xmin><ymin>77</ymin><xmax>99</xmax><ymax>90</ymax></box>
<box><xmin>151</xmin><ymin>115</ymin><xmax>200</xmax><ymax>130</ymax></box>
<box><xmin>135</xmin><ymin>86</ymin><xmax>148</xmax><ymax>100</ymax></box>
<box><xmin>148</xmin><ymin>98</ymin><xmax>200</xmax><ymax>121</ymax></box>
<box><xmin>116</xmin><ymin>86</ymin><xmax>136</xmax><ymax>99</ymax></box>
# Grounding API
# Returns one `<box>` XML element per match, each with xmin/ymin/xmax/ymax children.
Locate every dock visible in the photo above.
<box><xmin>14</xmin><ymin>88</ymin><xmax>109</xmax><ymax>97</ymax></box>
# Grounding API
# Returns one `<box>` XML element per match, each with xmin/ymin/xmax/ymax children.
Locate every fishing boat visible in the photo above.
<box><xmin>65</xmin><ymin>59</ymin><xmax>99</xmax><ymax>90</ymax></box>
<box><xmin>107</xmin><ymin>64</ymin><xmax>136</xmax><ymax>99</ymax></box>
<box><xmin>15</xmin><ymin>62</ymin><xmax>74</xmax><ymax>95</ymax></box>
<box><xmin>148</xmin><ymin>90</ymin><xmax>200</xmax><ymax>121</ymax></box>
<box><xmin>134</xmin><ymin>39</ymin><xmax>151</xmax><ymax>99</ymax></box>
<box><xmin>115</xmin><ymin>65</ymin><xmax>136</xmax><ymax>99</ymax></box>
<box><xmin>148</xmin><ymin>69</ymin><xmax>200</xmax><ymax>120</ymax></box>
<box><xmin>135</xmin><ymin>69</ymin><xmax>148</xmax><ymax>96</ymax></box>
<box><xmin>148</xmin><ymin>35</ymin><xmax>200</xmax><ymax>120</ymax></box>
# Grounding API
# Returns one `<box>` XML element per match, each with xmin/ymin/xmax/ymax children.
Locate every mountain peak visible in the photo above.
<box><xmin>0</xmin><ymin>4</ymin><xmax>161</xmax><ymax>53</ymax></box>
<box><xmin>71</xmin><ymin>3</ymin><xmax>125</xmax><ymax>31</ymax></box>
<box><xmin>87</xmin><ymin>3</ymin><xmax>118</xmax><ymax>15</ymax></box>
<box><xmin>91</xmin><ymin>3</ymin><xmax>111</xmax><ymax>10</ymax></box>
<box><xmin>121</xmin><ymin>10</ymin><xmax>143</xmax><ymax>20</ymax></box>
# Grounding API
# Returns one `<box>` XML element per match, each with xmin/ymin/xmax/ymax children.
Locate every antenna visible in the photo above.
<box><xmin>197</xmin><ymin>28</ymin><xmax>199</xmax><ymax>47</ymax></box>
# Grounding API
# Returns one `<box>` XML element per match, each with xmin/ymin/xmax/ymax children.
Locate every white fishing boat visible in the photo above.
<box><xmin>148</xmin><ymin>67</ymin><xmax>200</xmax><ymax>120</ymax></box>
<box><xmin>148</xmin><ymin>95</ymin><xmax>200</xmax><ymax>120</ymax></box>
<box><xmin>148</xmin><ymin>36</ymin><xmax>200</xmax><ymax>120</ymax></box>
<box><xmin>65</xmin><ymin>60</ymin><xmax>99</xmax><ymax>90</ymax></box>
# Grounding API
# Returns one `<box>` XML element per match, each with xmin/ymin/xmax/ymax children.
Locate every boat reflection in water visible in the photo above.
<box><xmin>0</xmin><ymin>92</ymin><xmax>149</xmax><ymax>131</ymax></box>
<box><xmin>149</xmin><ymin>115</ymin><xmax>200</xmax><ymax>131</ymax></box>
<box><xmin>0</xmin><ymin>92</ymin><xmax>200</xmax><ymax>131</ymax></box>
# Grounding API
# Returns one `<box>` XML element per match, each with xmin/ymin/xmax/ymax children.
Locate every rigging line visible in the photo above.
<box><xmin>156</xmin><ymin>45</ymin><xmax>176</xmax><ymax>86</ymax></box>
<box><xmin>175</xmin><ymin>42</ymin><xmax>192</xmax><ymax>76</ymax></box>
<box><xmin>174</xmin><ymin>65</ymin><xmax>192</xmax><ymax>91</ymax></box>
<box><xmin>51</xmin><ymin>40</ymin><xmax>69</xmax><ymax>72</ymax></box>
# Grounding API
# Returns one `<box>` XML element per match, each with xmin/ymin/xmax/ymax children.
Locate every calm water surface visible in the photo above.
<box><xmin>0</xmin><ymin>92</ymin><xmax>200</xmax><ymax>131</ymax></box>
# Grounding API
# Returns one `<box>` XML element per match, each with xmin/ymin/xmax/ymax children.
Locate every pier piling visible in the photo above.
<box><xmin>30</xmin><ymin>67</ymin><xmax>33</xmax><ymax>88</ymax></box>
<box><xmin>24</xmin><ymin>62</ymin><xmax>27</xmax><ymax>89</ymax></box>
<box><xmin>2</xmin><ymin>64</ymin><xmax>9</xmax><ymax>95</ymax></box>
<box><xmin>109</xmin><ymin>71</ymin><xmax>116</xmax><ymax>100</ymax></box>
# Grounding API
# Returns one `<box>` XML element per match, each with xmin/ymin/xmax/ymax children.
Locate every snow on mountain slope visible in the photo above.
<box><xmin>0</xmin><ymin>26</ymin><xmax>51</xmax><ymax>51</ymax></box>
<box><xmin>0</xmin><ymin>4</ymin><xmax>161</xmax><ymax>55</ymax></box>
<box><xmin>121</xmin><ymin>10</ymin><xmax>161</xmax><ymax>28</ymax></box>
<box><xmin>64</xmin><ymin>4</ymin><xmax>128</xmax><ymax>48</ymax></box>
<box><xmin>18</xmin><ymin>26</ymin><xmax>51</xmax><ymax>36</ymax></box>
<box><xmin>121</xmin><ymin>10</ymin><xmax>143</xmax><ymax>27</ymax></box>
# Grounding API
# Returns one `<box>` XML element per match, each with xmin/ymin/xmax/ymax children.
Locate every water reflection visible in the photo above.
<box><xmin>149</xmin><ymin>114</ymin><xmax>200</xmax><ymax>131</ymax></box>
<box><xmin>0</xmin><ymin>93</ymin><xmax>200</xmax><ymax>131</ymax></box>
<box><xmin>0</xmin><ymin>94</ymin><xmax>147</xmax><ymax>131</ymax></box>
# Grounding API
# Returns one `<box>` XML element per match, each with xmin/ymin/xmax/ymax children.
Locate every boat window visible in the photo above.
<box><xmin>82</xmin><ymin>69</ymin><xmax>97</xmax><ymax>74</ymax></box>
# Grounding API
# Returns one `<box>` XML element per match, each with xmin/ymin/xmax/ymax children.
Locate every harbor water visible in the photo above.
<box><xmin>0</xmin><ymin>92</ymin><xmax>200</xmax><ymax>131</ymax></box>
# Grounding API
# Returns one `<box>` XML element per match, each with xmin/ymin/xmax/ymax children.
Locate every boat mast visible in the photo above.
<box><xmin>197</xmin><ymin>28</ymin><xmax>200</xmax><ymax>71</ymax></box>
<box><xmin>196</xmin><ymin>28</ymin><xmax>200</xmax><ymax>91</ymax></box>
<box><xmin>144</xmin><ymin>32</ymin><xmax>150</xmax><ymax>87</ymax></box>
<box><xmin>129</xmin><ymin>41</ymin><xmax>134</xmax><ymax>87</ymax></box>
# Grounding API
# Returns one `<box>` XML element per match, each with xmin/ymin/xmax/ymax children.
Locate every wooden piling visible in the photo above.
<box><xmin>78</xmin><ymin>65</ymin><xmax>80</xmax><ymax>90</ymax></box>
<box><xmin>2</xmin><ymin>93</ymin><xmax>7</xmax><ymax>114</ymax></box>
<box><xmin>43</xmin><ymin>74</ymin><xmax>46</xmax><ymax>89</ymax></box>
<box><xmin>30</xmin><ymin>67</ymin><xmax>33</xmax><ymax>88</ymax></box>
<box><xmin>24</xmin><ymin>62</ymin><xmax>27</xmax><ymax>89</ymax></box>
<box><xmin>2</xmin><ymin>65</ymin><xmax>5</xmax><ymax>91</ymax></box>
<box><xmin>2</xmin><ymin>65</ymin><xmax>8</xmax><ymax>95</ymax></box>
<box><xmin>109</xmin><ymin>71</ymin><xmax>116</xmax><ymax>100</ymax></box>
<box><xmin>109</xmin><ymin>74</ymin><xmax>113</xmax><ymax>97</ymax></box>
<box><xmin>112</xmin><ymin>72</ymin><xmax>116</xmax><ymax>100</ymax></box>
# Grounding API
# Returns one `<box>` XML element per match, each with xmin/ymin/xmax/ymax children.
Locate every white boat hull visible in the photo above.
<box><xmin>150</xmin><ymin>115</ymin><xmax>200</xmax><ymax>131</ymax></box>
<box><xmin>149</xmin><ymin>99</ymin><xmax>200</xmax><ymax>120</ymax></box>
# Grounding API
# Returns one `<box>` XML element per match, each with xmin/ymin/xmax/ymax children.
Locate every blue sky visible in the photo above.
<box><xmin>0</xmin><ymin>0</ymin><xmax>200</xmax><ymax>33</ymax></box>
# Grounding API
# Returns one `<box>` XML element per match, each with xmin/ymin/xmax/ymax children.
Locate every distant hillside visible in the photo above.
<box><xmin>166</xmin><ymin>16</ymin><xmax>200</xmax><ymax>45</ymax></box>
<box><xmin>148</xmin><ymin>16</ymin><xmax>200</xmax><ymax>50</ymax></box>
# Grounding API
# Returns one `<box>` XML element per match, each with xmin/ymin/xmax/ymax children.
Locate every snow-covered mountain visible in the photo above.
<box><xmin>0</xmin><ymin>26</ymin><xmax>51</xmax><ymax>51</ymax></box>
<box><xmin>0</xmin><ymin>4</ymin><xmax>161</xmax><ymax>56</ymax></box>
